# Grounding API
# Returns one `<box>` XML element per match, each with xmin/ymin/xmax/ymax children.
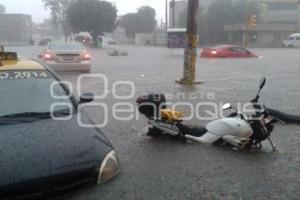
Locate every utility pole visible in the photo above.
<box><xmin>172</xmin><ymin>0</ymin><xmax>175</xmax><ymax>28</ymax></box>
<box><xmin>297</xmin><ymin>0</ymin><xmax>300</xmax><ymax>32</ymax></box>
<box><xmin>166</xmin><ymin>0</ymin><xmax>168</xmax><ymax>29</ymax></box>
<box><xmin>176</xmin><ymin>0</ymin><xmax>202</xmax><ymax>85</ymax></box>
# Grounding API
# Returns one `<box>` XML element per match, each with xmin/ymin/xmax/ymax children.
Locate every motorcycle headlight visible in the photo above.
<box><xmin>97</xmin><ymin>150</ymin><xmax>120</xmax><ymax>184</ymax></box>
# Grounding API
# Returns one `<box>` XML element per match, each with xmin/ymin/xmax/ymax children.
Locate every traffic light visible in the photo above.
<box><xmin>249</xmin><ymin>15</ymin><xmax>257</xmax><ymax>28</ymax></box>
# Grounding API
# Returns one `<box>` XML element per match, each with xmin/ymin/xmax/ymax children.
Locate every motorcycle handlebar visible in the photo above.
<box><xmin>270</xmin><ymin>118</ymin><xmax>278</xmax><ymax>124</ymax></box>
<box><xmin>251</xmin><ymin>95</ymin><xmax>259</xmax><ymax>103</ymax></box>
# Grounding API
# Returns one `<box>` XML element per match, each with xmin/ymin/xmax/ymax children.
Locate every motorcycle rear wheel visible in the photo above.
<box><xmin>147</xmin><ymin>127</ymin><xmax>164</xmax><ymax>137</ymax></box>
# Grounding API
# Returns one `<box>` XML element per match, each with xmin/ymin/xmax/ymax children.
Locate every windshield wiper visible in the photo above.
<box><xmin>0</xmin><ymin>112</ymin><xmax>51</xmax><ymax>119</ymax></box>
<box><xmin>0</xmin><ymin>109</ymin><xmax>73</xmax><ymax>125</ymax></box>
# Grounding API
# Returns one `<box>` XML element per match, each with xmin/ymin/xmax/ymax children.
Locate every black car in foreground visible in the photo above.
<box><xmin>0</xmin><ymin>52</ymin><xmax>120</xmax><ymax>199</ymax></box>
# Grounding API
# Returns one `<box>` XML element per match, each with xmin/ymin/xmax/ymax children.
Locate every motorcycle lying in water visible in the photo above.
<box><xmin>136</xmin><ymin>77</ymin><xmax>279</xmax><ymax>151</ymax></box>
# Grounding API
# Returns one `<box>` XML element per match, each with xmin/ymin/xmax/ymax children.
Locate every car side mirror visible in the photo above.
<box><xmin>222</xmin><ymin>103</ymin><xmax>232</xmax><ymax>110</ymax></box>
<box><xmin>79</xmin><ymin>92</ymin><xmax>94</xmax><ymax>104</ymax></box>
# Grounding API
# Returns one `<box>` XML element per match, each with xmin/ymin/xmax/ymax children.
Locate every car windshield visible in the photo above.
<box><xmin>213</xmin><ymin>45</ymin><xmax>229</xmax><ymax>49</ymax></box>
<box><xmin>48</xmin><ymin>42</ymin><xmax>84</xmax><ymax>51</ymax></box>
<box><xmin>0</xmin><ymin>69</ymin><xmax>74</xmax><ymax>118</ymax></box>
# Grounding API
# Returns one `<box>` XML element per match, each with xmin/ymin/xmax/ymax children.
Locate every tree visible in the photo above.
<box><xmin>136</xmin><ymin>6</ymin><xmax>156</xmax><ymax>33</ymax></box>
<box><xmin>67</xmin><ymin>0</ymin><xmax>117</xmax><ymax>43</ymax></box>
<box><xmin>119</xmin><ymin>6</ymin><xmax>156</xmax><ymax>39</ymax></box>
<box><xmin>206</xmin><ymin>0</ymin><xmax>259</xmax><ymax>44</ymax></box>
<box><xmin>177</xmin><ymin>7</ymin><xmax>209</xmax><ymax>45</ymax></box>
<box><xmin>206</xmin><ymin>0</ymin><xmax>234</xmax><ymax>43</ymax></box>
<box><xmin>0</xmin><ymin>4</ymin><xmax>5</xmax><ymax>14</ymax></box>
<box><xmin>230</xmin><ymin>0</ymin><xmax>259</xmax><ymax>24</ymax></box>
<box><xmin>43</xmin><ymin>0</ymin><xmax>74</xmax><ymax>41</ymax></box>
<box><xmin>177</xmin><ymin>6</ymin><xmax>206</xmax><ymax>29</ymax></box>
<box><xmin>118</xmin><ymin>13</ymin><xmax>140</xmax><ymax>39</ymax></box>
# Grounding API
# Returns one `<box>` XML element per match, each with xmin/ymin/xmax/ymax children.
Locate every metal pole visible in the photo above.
<box><xmin>298</xmin><ymin>2</ymin><xmax>300</xmax><ymax>32</ymax></box>
<box><xmin>176</xmin><ymin>0</ymin><xmax>202</xmax><ymax>85</ymax></box>
<box><xmin>166</xmin><ymin>0</ymin><xmax>168</xmax><ymax>29</ymax></box>
<box><xmin>172</xmin><ymin>0</ymin><xmax>175</xmax><ymax>28</ymax></box>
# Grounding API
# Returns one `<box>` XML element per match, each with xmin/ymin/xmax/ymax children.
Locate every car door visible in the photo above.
<box><xmin>295</xmin><ymin>37</ymin><xmax>300</xmax><ymax>47</ymax></box>
<box><xmin>289</xmin><ymin>36</ymin><xmax>295</xmax><ymax>47</ymax></box>
<box><xmin>228</xmin><ymin>47</ymin><xmax>249</xmax><ymax>57</ymax></box>
<box><xmin>223</xmin><ymin>47</ymin><xmax>237</xmax><ymax>57</ymax></box>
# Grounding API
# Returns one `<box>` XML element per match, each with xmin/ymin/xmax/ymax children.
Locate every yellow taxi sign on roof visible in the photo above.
<box><xmin>0</xmin><ymin>52</ymin><xmax>18</xmax><ymax>61</ymax></box>
<box><xmin>0</xmin><ymin>58</ymin><xmax>45</xmax><ymax>71</ymax></box>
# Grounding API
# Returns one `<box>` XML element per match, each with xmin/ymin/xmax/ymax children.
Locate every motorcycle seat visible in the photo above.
<box><xmin>177</xmin><ymin>123</ymin><xmax>207</xmax><ymax>137</ymax></box>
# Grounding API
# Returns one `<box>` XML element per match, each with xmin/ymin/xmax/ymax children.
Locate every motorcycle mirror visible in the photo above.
<box><xmin>259</xmin><ymin>77</ymin><xmax>266</xmax><ymax>90</ymax></box>
<box><xmin>79</xmin><ymin>92</ymin><xmax>94</xmax><ymax>104</ymax></box>
<box><xmin>252</xmin><ymin>77</ymin><xmax>267</xmax><ymax>103</ymax></box>
<box><xmin>222</xmin><ymin>103</ymin><xmax>232</xmax><ymax>110</ymax></box>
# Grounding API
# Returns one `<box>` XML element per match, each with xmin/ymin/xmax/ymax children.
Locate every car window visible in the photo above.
<box><xmin>289</xmin><ymin>37</ymin><xmax>295</xmax><ymax>40</ymax></box>
<box><xmin>0</xmin><ymin>69</ymin><xmax>74</xmax><ymax>117</ymax></box>
<box><xmin>296</xmin><ymin>37</ymin><xmax>300</xmax><ymax>40</ymax></box>
<box><xmin>48</xmin><ymin>42</ymin><xmax>84</xmax><ymax>51</ymax></box>
<box><xmin>230</xmin><ymin>47</ymin><xmax>248</xmax><ymax>53</ymax></box>
<box><xmin>213</xmin><ymin>45</ymin><xmax>227</xmax><ymax>49</ymax></box>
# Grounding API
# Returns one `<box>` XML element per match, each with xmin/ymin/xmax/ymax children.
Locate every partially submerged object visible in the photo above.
<box><xmin>108</xmin><ymin>49</ymin><xmax>128</xmax><ymax>56</ymax></box>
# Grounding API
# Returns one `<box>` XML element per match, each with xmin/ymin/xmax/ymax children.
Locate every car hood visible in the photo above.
<box><xmin>0</xmin><ymin>113</ymin><xmax>112</xmax><ymax>186</ymax></box>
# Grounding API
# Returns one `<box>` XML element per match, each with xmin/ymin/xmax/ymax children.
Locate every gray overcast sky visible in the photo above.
<box><xmin>0</xmin><ymin>0</ymin><xmax>166</xmax><ymax>23</ymax></box>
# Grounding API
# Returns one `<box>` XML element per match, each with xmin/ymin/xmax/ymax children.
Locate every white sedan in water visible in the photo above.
<box><xmin>39</xmin><ymin>41</ymin><xmax>91</xmax><ymax>73</ymax></box>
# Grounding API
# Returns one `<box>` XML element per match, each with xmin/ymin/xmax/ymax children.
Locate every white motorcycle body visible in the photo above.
<box><xmin>185</xmin><ymin>118</ymin><xmax>253</xmax><ymax>148</ymax></box>
<box><xmin>141</xmin><ymin>77</ymin><xmax>277</xmax><ymax>150</ymax></box>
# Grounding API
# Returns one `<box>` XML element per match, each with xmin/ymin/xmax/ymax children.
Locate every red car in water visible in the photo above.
<box><xmin>200</xmin><ymin>45</ymin><xmax>258</xmax><ymax>58</ymax></box>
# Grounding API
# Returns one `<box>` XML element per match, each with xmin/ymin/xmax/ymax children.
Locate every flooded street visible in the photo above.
<box><xmin>7</xmin><ymin>45</ymin><xmax>300</xmax><ymax>199</ymax></box>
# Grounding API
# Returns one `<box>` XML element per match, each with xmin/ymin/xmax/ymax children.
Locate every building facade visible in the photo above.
<box><xmin>224</xmin><ymin>0</ymin><xmax>300</xmax><ymax>47</ymax></box>
<box><xmin>0</xmin><ymin>14</ymin><xmax>32</xmax><ymax>45</ymax></box>
<box><xmin>169</xmin><ymin>0</ymin><xmax>188</xmax><ymax>28</ymax></box>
